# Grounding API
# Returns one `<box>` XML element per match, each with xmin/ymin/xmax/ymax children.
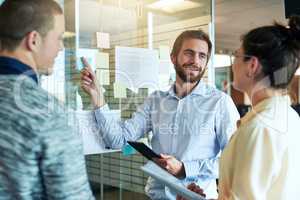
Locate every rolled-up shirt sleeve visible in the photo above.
<box><xmin>94</xmin><ymin>94</ymin><xmax>154</xmax><ymax>149</ymax></box>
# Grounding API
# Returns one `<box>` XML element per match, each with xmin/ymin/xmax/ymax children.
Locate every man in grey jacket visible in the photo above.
<box><xmin>0</xmin><ymin>0</ymin><xmax>94</xmax><ymax>199</ymax></box>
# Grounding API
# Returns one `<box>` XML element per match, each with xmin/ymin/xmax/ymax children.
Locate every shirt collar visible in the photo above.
<box><xmin>240</xmin><ymin>95</ymin><xmax>291</xmax><ymax>125</ymax></box>
<box><xmin>167</xmin><ymin>80</ymin><xmax>206</xmax><ymax>98</ymax></box>
<box><xmin>0</xmin><ymin>56</ymin><xmax>38</xmax><ymax>84</ymax></box>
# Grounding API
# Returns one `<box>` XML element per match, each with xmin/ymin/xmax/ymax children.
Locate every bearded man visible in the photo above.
<box><xmin>80</xmin><ymin>30</ymin><xmax>239</xmax><ymax>200</ymax></box>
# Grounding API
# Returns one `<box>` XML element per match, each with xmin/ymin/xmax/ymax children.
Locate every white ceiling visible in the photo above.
<box><xmin>215</xmin><ymin>0</ymin><xmax>286</xmax><ymax>52</ymax></box>
<box><xmin>76</xmin><ymin>0</ymin><xmax>210</xmax><ymax>35</ymax></box>
<box><xmin>66</xmin><ymin>0</ymin><xmax>287</xmax><ymax>52</ymax></box>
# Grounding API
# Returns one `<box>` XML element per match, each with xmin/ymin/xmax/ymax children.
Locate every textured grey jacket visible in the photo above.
<box><xmin>0</xmin><ymin>58</ymin><xmax>94</xmax><ymax>200</ymax></box>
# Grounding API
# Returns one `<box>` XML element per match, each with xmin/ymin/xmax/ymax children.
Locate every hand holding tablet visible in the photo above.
<box><xmin>127</xmin><ymin>141</ymin><xmax>161</xmax><ymax>161</ymax></box>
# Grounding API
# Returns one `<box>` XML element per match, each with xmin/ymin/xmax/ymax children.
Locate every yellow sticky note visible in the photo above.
<box><xmin>113</xmin><ymin>82</ymin><xmax>127</xmax><ymax>98</ymax></box>
<box><xmin>95</xmin><ymin>52</ymin><xmax>109</xmax><ymax>69</ymax></box>
<box><xmin>96</xmin><ymin>69</ymin><xmax>110</xmax><ymax>86</ymax></box>
<box><xmin>159</xmin><ymin>45</ymin><xmax>170</xmax><ymax>60</ymax></box>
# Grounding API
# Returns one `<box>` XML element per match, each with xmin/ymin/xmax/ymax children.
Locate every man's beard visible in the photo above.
<box><xmin>174</xmin><ymin>62</ymin><xmax>206</xmax><ymax>83</ymax></box>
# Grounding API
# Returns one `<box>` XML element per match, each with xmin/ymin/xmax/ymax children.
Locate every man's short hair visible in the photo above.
<box><xmin>0</xmin><ymin>0</ymin><xmax>63</xmax><ymax>51</ymax></box>
<box><xmin>171</xmin><ymin>30</ymin><xmax>212</xmax><ymax>60</ymax></box>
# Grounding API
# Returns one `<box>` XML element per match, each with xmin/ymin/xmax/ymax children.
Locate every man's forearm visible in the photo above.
<box><xmin>183</xmin><ymin>157</ymin><xmax>219</xmax><ymax>179</ymax></box>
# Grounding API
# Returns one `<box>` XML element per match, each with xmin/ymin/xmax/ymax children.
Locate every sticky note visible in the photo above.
<box><xmin>76</xmin><ymin>48</ymin><xmax>98</xmax><ymax>71</ymax></box>
<box><xmin>95</xmin><ymin>52</ymin><xmax>109</xmax><ymax>69</ymax></box>
<box><xmin>96</xmin><ymin>32</ymin><xmax>110</xmax><ymax>49</ymax></box>
<box><xmin>159</xmin><ymin>60</ymin><xmax>172</xmax><ymax>75</ymax></box>
<box><xmin>113</xmin><ymin>82</ymin><xmax>127</xmax><ymax>98</ymax></box>
<box><xmin>77</xmin><ymin>57</ymin><xmax>93</xmax><ymax>71</ymax></box>
<box><xmin>159</xmin><ymin>45</ymin><xmax>170</xmax><ymax>60</ymax></box>
<box><xmin>122</xmin><ymin>144</ymin><xmax>136</xmax><ymax>156</ymax></box>
<box><xmin>96</xmin><ymin>69</ymin><xmax>110</xmax><ymax>85</ymax></box>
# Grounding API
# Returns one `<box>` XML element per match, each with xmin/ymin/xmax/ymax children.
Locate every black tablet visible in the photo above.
<box><xmin>127</xmin><ymin>141</ymin><xmax>161</xmax><ymax>161</ymax></box>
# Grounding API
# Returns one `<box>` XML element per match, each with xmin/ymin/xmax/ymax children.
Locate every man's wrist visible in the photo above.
<box><xmin>92</xmin><ymin>94</ymin><xmax>105</xmax><ymax>109</ymax></box>
<box><xmin>91</xmin><ymin>88</ymin><xmax>105</xmax><ymax>109</ymax></box>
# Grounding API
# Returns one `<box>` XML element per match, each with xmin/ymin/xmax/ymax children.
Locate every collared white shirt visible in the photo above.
<box><xmin>219</xmin><ymin>96</ymin><xmax>300</xmax><ymax>200</ymax></box>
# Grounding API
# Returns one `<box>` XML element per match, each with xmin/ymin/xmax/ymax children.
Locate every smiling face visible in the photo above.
<box><xmin>171</xmin><ymin>38</ymin><xmax>209</xmax><ymax>83</ymax></box>
<box><xmin>33</xmin><ymin>14</ymin><xmax>65</xmax><ymax>75</ymax></box>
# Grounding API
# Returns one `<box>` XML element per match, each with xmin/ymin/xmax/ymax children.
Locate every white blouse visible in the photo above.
<box><xmin>218</xmin><ymin>96</ymin><xmax>300</xmax><ymax>200</ymax></box>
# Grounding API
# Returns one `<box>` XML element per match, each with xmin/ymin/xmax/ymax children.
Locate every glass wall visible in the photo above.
<box><xmin>41</xmin><ymin>0</ymin><xmax>214</xmax><ymax>199</ymax></box>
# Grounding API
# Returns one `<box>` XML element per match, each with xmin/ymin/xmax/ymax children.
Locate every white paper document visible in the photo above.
<box><xmin>141</xmin><ymin>161</ymin><xmax>207</xmax><ymax>200</ymax></box>
<box><xmin>75</xmin><ymin>110</ymin><xmax>121</xmax><ymax>155</ymax></box>
<box><xmin>115</xmin><ymin>46</ymin><xmax>159</xmax><ymax>90</ymax></box>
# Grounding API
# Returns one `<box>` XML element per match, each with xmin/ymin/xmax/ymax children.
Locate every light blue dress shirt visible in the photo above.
<box><xmin>94</xmin><ymin>81</ymin><xmax>239</xmax><ymax>200</ymax></box>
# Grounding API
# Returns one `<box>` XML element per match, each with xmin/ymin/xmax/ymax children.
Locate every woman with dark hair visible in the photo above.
<box><xmin>178</xmin><ymin>15</ymin><xmax>300</xmax><ymax>200</ymax></box>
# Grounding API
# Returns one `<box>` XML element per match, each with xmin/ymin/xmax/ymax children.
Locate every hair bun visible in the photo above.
<box><xmin>288</xmin><ymin>15</ymin><xmax>300</xmax><ymax>39</ymax></box>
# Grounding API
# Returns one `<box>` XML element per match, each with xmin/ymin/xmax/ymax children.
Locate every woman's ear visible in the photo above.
<box><xmin>247</xmin><ymin>56</ymin><xmax>261</xmax><ymax>78</ymax></box>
